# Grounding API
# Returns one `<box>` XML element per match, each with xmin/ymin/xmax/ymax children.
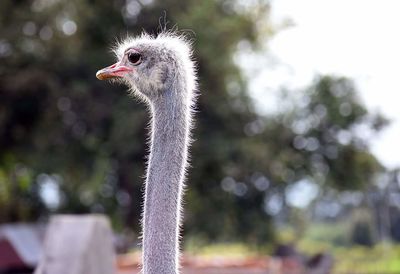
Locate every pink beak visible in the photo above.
<box><xmin>96</xmin><ymin>62</ymin><xmax>133</xmax><ymax>80</ymax></box>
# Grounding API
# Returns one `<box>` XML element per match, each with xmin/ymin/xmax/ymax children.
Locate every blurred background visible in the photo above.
<box><xmin>1</xmin><ymin>0</ymin><xmax>399</xmax><ymax>273</ymax></box>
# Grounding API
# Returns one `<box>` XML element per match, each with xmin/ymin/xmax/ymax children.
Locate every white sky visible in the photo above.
<box><xmin>246</xmin><ymin>0</ymin><xmax>400</xmax><ymax>169</ymax></box>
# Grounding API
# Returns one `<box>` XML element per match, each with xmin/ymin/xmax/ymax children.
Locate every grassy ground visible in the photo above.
<box><xmin>185</xmin><ymin>242</ymin><xmax>259</xmax><ymax>258</ymax></box>
<box><xmin>185</xmin><ymin>242</ymin><xmax>400</xmax><ymax>273</ymax></box>
<box><xmin>294</xmin><ymin>223</ymin><xmax>400</xmax><ymax>273</ymax></box>
<box><xmin>332</xmin><ymin>244</ymin><xmax>400</xmax><ymax>273</ymax></box>
<box><xmin>182</xmin><ymin>223</ymin><xmax>400</xmax><ymax>274</ymax></box>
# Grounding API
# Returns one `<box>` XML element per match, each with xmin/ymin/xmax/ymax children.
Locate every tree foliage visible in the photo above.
<box><xmin>0</xmin><ymin>0</ymin><xmax>386</xmax><ymax>244</ymax></box>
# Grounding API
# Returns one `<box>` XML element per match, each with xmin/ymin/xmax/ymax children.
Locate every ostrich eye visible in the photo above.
<box><xmin>128</xmin><ymin>52</ymin><xmax>142</xmax><ymax>65</ymax></box>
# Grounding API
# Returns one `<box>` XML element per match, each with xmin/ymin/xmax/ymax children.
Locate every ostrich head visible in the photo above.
<box><xmin>96</xmin><ymin>33</ymin><xmax>195</xmax><ymax>103</ymax></box>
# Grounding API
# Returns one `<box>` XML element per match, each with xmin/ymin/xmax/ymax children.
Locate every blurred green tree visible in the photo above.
<box><xmin>0</xmin><ymin>0</ymin><xmax>274</xmax><ymax>241</ymax></box>
<box><xmin>0</xmin><ymin>0</ymin><xmax>387</xmax><ymax>245</ymax></box>
<box><xmin>279</xmin><ymin>76</ymin><xmax>386</xmax><ymax>190</ymax></box>
<box><xmin>254</xmin><ymin>76</ymin><xmax>387</xmax><ymax>225</ymax></box>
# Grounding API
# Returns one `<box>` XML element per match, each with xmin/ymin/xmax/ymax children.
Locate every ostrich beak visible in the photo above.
<box><xmin>96</xmin><ymin>62</ymin><xmax>132</xmax><ymax>80</ymax></box>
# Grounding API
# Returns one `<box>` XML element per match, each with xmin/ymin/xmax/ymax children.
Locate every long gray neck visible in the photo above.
<box><xmin>142</xmin><ymin>86</ymin><xmax>191</xmax><ymax>274</ymax></box>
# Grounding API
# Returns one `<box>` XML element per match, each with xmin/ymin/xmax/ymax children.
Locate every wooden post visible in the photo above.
<box><xmin>35</xmin><ymin>215</ymin><xmax>116</xmax><ymax>274</ymax></box>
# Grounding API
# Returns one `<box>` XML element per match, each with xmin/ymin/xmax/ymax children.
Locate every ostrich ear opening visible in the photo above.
<box><xmin>96</xmin><ymin>62</ymin><xmax>133</xmax><ymax>80</ymax></box>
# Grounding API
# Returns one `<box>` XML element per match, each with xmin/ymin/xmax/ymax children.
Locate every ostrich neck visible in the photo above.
<box><xmin>142</xmin><ymin>87</ymin><xmax>190</xmax><ymax>274</ymax></box>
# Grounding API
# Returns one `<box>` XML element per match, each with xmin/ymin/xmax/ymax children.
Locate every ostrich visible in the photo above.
<box><xmin>96</xmin><ymin>32</ymin><xmax>197</xmax><ymax>274</ymax></box>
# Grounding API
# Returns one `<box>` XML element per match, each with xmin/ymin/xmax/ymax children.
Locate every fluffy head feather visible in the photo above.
<box><xmin>111</xmin><ymin>32</ymin><xmax>197</xmax><ymax>105</ymax></box>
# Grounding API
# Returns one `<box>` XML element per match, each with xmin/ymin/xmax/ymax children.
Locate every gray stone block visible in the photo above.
<box><xmin>35</xmin><ymin>214</ymin><xmax>116</xmax><ymax>274</ymax></box>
